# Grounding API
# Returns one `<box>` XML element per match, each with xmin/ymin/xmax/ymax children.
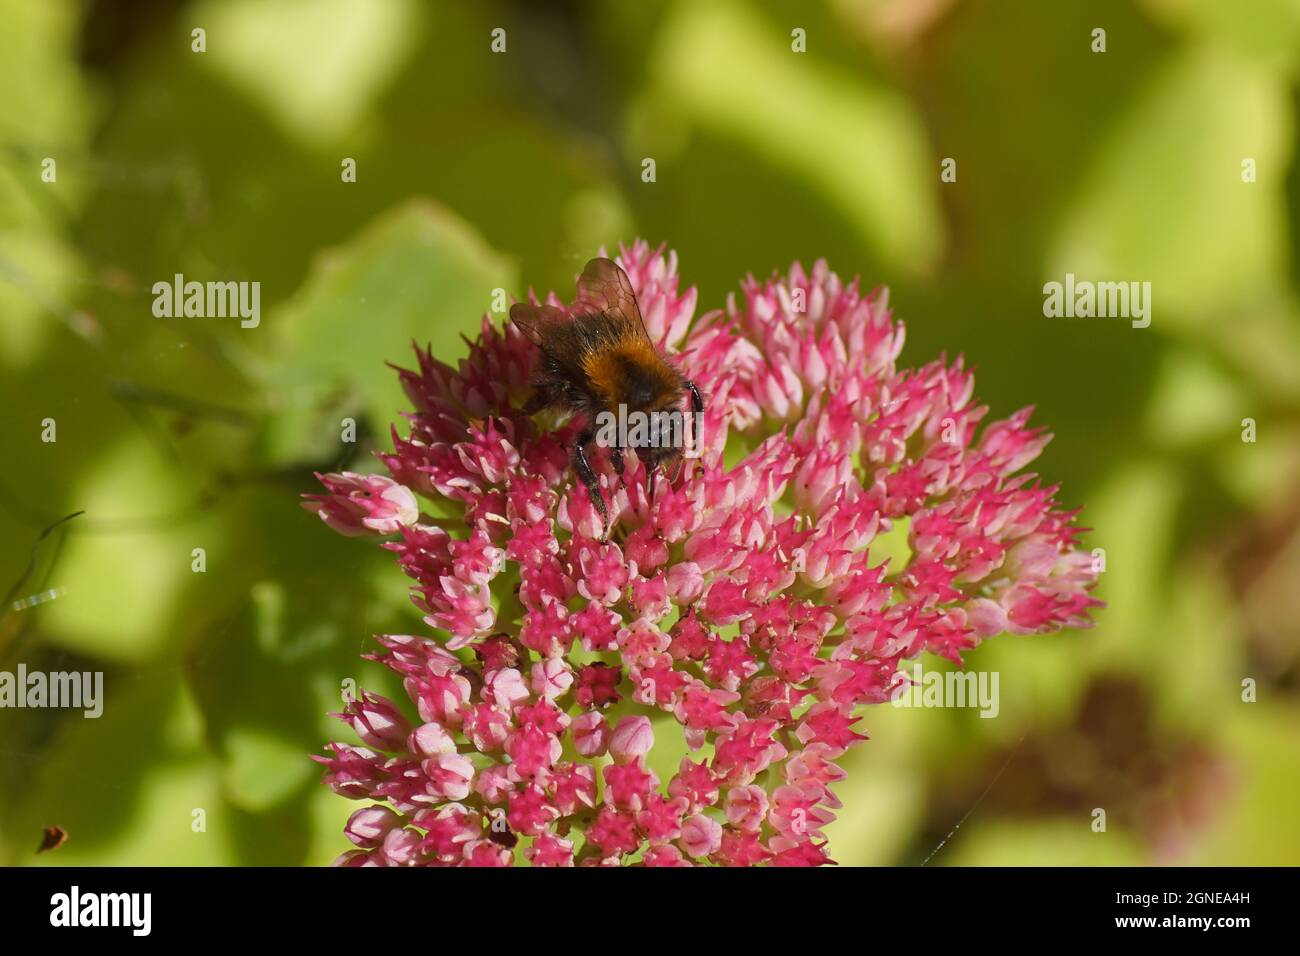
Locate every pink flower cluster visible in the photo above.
<box><xmin>308</xmin><ymin>240</ymin><xmax>1102</xmax><ymax>866</ymax></box>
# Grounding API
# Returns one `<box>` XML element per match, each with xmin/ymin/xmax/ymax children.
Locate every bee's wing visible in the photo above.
<box><xmin>574</xmin><ymin>257</ymin><xmax>651</xmax><ymax>341</ymax></box>
<box><xmin>508</xmin><ymin>301</ymin><xmax>568</xmax><ymax>346</ymax></box>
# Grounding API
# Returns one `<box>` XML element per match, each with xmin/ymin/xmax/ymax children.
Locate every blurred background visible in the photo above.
<box><xmin>3</xmin><ymin>0</ymin><xmax>1299</xmax><ymax>866</ymax></box>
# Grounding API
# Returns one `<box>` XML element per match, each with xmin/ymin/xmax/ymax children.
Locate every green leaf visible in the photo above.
<box><xmin>942</xmin><ymin>819</ymin><xmax>1145</xmax><ymax>866</ymax></box>
<box><xmin>1074</xmin><ymin>460</ymin><xmax>1182</xmax><ymax>673</ymax></box>
<box><xmin>1189</xmin><ymin>703</ymin><xmax>1300</xmax><ymax>865</ymax></box>
<box><xmin>38</xmin><ymin>436</ymin><xmax>204</xmax><ymax>663</ymax></box>
<box><xmin>1142</xmin><ymin>0</ymin><xmax>1300</xmax><ymax>78</ymax></box>
<box><xmin>251</xmin><ymin>199</ymin><xmax>515</xmax><ymax>466</ymax></box>
<box><xmin>1143</xmin><ymin>347</ymin><xmax>1248</xmax><ymax>448</ymax></box>
<box><xmin>221</xmin><ymin>724</ymin><xmax>315</xmax><ymax>813</ymax></box>
<box><xmin>194</xmin><ymin>0</ymin><xmax>423</xmax><ymax>147</ymax></box>
<box><xmin>642</xmin><ymin>0</ymin><xmax>942</xmax><ymax>274</ymax></box>
<box><xmin>8</xmin><ymin>665</ymin><xmax>239</xmax><ymax>867</ymax></box>
<box><xmin>1049</xmin><ymin>45</ymin><xmax>1293</xmax><ymax>329</ymax></box>
<box><xmin>0</xmin><ymin>0</ymin><xmax>95</xmax><ymax>364</ymax></box>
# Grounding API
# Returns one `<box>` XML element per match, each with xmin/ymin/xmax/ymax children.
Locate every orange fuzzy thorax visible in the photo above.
<box><xmin>582</xmin><ymin>336</ymin><xmax>678</xmax><ymax>409</ymax></box>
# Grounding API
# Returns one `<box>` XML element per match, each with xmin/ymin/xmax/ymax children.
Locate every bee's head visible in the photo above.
<box><xmin>633</xmin><ymin>389</ymin><xmax>703</xmax><ymax>467</ymax></box>
<box><xmin>640</xmin><ymin>404</ymin><xmax>687</xmax><ymax>460</ymax></box>
<box><xmin>639</xmin><ymin>381</ymin><xmax>705</xmax><ymax>466</ymax></box>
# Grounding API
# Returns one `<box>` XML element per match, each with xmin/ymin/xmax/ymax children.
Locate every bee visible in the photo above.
<box><xmin>509</xmin><ymin>257</ymin><xmax>704</xmax><ymax>538</ymax></box>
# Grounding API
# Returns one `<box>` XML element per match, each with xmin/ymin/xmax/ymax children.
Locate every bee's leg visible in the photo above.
<box><xmin>682</xmin><ymin>381</ymin><xmax>706</xmax><ymax>460</ymax></box>
<box><xmin>646</xmin><ymin>464</ymin><xmax>657</xmax><ymax>505</ymax></box>
<box><xmin>573</xmin><ymin>429</ymin><xmax>609</xmax><ymax>539</ymax></box>
<box><xmin>608</xmin><ymin>442</ymin><xmax>629</xmax><ymax>489</ymax></box>
<box><xmin>684</xmin><ymin>380</ymin><xmax>705</xmax><ymax>414</ymax></box>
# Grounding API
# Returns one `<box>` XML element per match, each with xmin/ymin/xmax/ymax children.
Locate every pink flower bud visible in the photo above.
<box><xmin>724</xmin><ymin>785</ymin><xmax>769</xmax><ymax>831</ymax></box>
<box><xmin>643</xmin><ymin>844</ymin><xmax>692</xmax><ymax>867</ymax></box>
<box><xmin>1004</xmin><ymin>539</ymin><xmax>1059</xmax><ymax>580</ymax></box>
<box><xmin>423</xmin><ymin>752</ymin><xmax>474</xmax><ymax>800</ymax></box>
<box><xmin>486</xmin><ymin>668</ymin><xmax>530</xmax><ymax>710</ymax></box>
<box><xmin>665</xmin><ymin>562</ymin><xmax>705</xmax><ymax>604</ymax></box>
<box><xmin>608</xmin><ymin>715</ymin><xmax>654</xmax><ymax>764</ymax></box>
<box><xmin>344</xmin><ymin>805</ymin><xmax>402</xmax><ymax>848</ymax></box>
<box><xmin>679</xmin><ymin>813</ymin><xmax>723</xmax><ymax>858</ymax></box>
<box><xmin>341</xmin><ymin>693</ymin><xmax>410</xmax><ymax>750</ymax></box>
<box><xmin>571</xmin><ymin>711</ymin><xmax>609</xmax><ymax>757</ymax></box>
<box><xmin>381</xmin><ymin>826</ymin><xmax>423</xmax><ymax>865</ymax></box>
<box><xmin>474</xmin><ymin>764</ymin><xmax>514</xmax><ymax>803</ymax></box>
<box><xmin>303</xmin><ymin>472</ymin><xmax>419</xmax><ymax>536</ymax></box>
<box><xmin>408</xmin><ymin>721</ymin><xmax>456</xmax><ymax>757</ymax></box>
<box><xmin>332</xmin><ymin>849</ymin><xmax>373</xmax><ymax>867</ymax></box>
<box><xmin>462</xmin><ymin>839</ymin><xmax>512</xmax><ymax>867</ymax></box>
<box><xmin>966</xmin><ymin>597</ymin><xmax>1008</xmax><ymax>638</ymax></box>
<box><xmin>530</xmin><ymin>658</ymin><xmax>574</xmax><ymax>700</ymax></box>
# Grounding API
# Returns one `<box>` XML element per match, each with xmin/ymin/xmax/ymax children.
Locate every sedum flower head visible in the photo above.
<box><xmin>308</xmin><ymin>240</ymin><xmax>1102</xmax><ymax>867</ymax></box>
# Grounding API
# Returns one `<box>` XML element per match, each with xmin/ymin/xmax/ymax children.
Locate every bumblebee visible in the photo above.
<box><xmin>509</xmin><ymin>257</ymin><xmax>704</xmax><ymax>537</ymax></box>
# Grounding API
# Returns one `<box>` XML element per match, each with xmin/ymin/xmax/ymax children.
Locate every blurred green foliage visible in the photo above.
<box><xmin>2</xmin><ymin>0</ymin><xmax>1298</xmax><ymax>866</ymax></box>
